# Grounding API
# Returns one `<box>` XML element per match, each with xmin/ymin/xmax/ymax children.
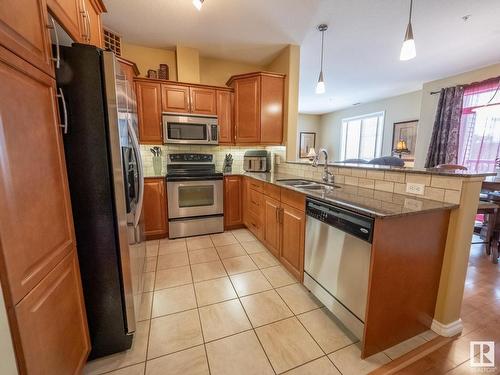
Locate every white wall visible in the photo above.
<box><xmin>414</xmin><ymin>63</ymin><xmax>500</xmax><ymax>167</ymax></box>
<box><xmin>318</xmin><ymin>91</ymin><xmax>422</xmax><ymax>162</ymax></box>
<box><xmin>297</xmin><ymin>114</ymin><xmax>321</xmax><ymax>159</ymax></box>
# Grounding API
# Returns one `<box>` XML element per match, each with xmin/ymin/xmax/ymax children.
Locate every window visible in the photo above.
<box><xmin>340</xmin><ymin>112</ymin><xmax>384</xmax><ymax>160</ymax></box>
<box><xmin>458</xmin><ymin>79</ymin><xmax>500</xmax><ymax>172</ymax></box>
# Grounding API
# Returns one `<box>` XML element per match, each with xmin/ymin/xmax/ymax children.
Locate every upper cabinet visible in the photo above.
<box><xmin>80</xmin><ymin>0</ymin><xmax>106</xmax><ymax>48</ymax></box>
<box><xmin>227</xmin><ymin>72</ymin><xmax>285</xmax><ymax>145</ymax></box>
<box><xmin>0</xmin><ymin>0</ymin><xmax>54</xmax><ymax>77</ymax></box>
<box><xmin>161</xmin><ymin>84</ymin><xmax>190</xmax><ymax>113</ymax></box>
<box><xmin>136</xmin><ymin>80</ymin><xmax>162</xmax><ymax>144</ymax></box>
<box><xmin>217</xmin><ymin>90</ymin><xmax>233</xmax><ymax>144</ymax></box>
<box><xmin>190</xmin><ymin>87</ymin><xmax>217</xmax><ymax>115</ymax></box>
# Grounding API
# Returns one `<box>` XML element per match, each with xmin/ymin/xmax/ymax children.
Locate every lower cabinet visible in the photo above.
<box><xmin>144</xmin><ymin>177</ymin><xmax>168</xmax><ymax>239</ymax></box>
<box><xmin>280</xmin><ymin>203</ymin><xmax>305</xmax><ymax>281</ymax></box>
<box><xmin>14</xmin><ymin>251</ymin><xmax>90</xmax><ymax>375</ymax></box>
<box><xmin>262</xmin><ymin>195</ymin><xmax>280</xmax><ymax>258</ymax></box>
<box><xmin>224</xmin><ymin>176</ymin><xmax>243</xmax><ymax>229</ymax></box>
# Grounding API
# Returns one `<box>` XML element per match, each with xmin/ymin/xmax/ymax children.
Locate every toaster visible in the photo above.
<box><xmin>243</xmin><ymin>150</ymin><xmax>271</xmax><ymax>172</ymax></box>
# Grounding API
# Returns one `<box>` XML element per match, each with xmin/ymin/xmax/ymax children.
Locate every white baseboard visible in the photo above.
<box><xmin>431</xmin><ymin>319</ymin><xmax>463</xmax><ymax>337</ymax></box>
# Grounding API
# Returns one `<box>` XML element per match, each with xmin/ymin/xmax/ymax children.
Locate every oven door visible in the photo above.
<box><xmin>167</xmin><ymin>177</ymin><xmax>223</xmax><ymax>218</ymax></box>
<box><xmin>163</xmin><ymin>114</ymin><xmax>218</xmax><ymax>145</ymax></box>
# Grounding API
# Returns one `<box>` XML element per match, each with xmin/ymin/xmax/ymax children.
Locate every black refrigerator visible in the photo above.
<box><xmin>56</xmin><ymin>44</ymin><xmax>146</xmax><ymax>359</ymax></box>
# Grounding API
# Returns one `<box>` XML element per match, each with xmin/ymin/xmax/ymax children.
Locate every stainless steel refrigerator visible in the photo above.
<box><xmin>56</xmin><ymin>44</ymin><xmax>145</xmax><ymax>359</ymax></box>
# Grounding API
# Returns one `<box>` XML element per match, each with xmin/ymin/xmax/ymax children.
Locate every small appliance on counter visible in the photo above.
<box><xmin>243</xmin><ymin>150</ymin><xmax>271</xmax><ymax>172</ymax></box>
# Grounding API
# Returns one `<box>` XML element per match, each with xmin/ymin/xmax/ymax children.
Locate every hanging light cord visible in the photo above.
<box><xmin>320</xmin><ymin>29</ymin><xmax>325</xmax><ymax>73</ymax></box>
<box><xmin>408</xmin><ymin>0</ymin><xmax>413</xmax><ymax>23</ymax></box>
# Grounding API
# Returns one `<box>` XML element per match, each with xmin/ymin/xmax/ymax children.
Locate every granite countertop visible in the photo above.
<box><xmin>227</xmin><ymin>171</ymin><xmax>458</xmax><ymax>218</ymax></box>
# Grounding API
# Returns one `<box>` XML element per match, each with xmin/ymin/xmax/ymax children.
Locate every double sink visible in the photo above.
<box><xmin>277</xmin><ymin>179</ymin><xmax>340</xmax><ymax>193</ymax></box>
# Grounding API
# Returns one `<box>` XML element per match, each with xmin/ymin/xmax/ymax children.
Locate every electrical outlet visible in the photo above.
<box><xmin>406</xmin><ymin>182</ymin><xmax>425</xmax><ymax>195</ymax></box>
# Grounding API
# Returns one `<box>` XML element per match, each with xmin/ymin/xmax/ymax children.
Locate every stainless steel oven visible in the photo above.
<box><xmin>163</xmin><ymin>113</ymin><xmax>218</xmax><ymax>145</ymax></box>
<box><xmin>167</xmin><ymin>178</ymin><xmax>223</xmax><ymax>219</ymax></box>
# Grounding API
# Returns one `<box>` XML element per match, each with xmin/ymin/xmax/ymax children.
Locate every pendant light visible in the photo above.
<box><xmin>192</xmin><ymin>0</ymin><xmax>204</xmax><ymax>11</ymax></box>
<box><xmin>316</xmin><ymin>24</ymin><xmax>328</xmax><ymax>94</ymax></box>
<box><xmin>400</xmin><ymin>0</ymin><xmax>416</xmax><ymax>61</ymax></box>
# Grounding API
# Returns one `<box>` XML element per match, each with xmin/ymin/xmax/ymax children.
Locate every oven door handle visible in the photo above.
<box><xmin>128</xmin><ymin>120</ymin><xmax>144</xmax><ymax>228</ymax></box>
<box><xmin>166</xmin><ymin>176</ymin><xmax>223</xmax><ymax>182</ymax></box>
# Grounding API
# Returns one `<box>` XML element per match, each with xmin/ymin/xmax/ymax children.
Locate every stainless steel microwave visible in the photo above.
<box><xmin>163</xmin><ymin>113</ymin><xmax>218</xmax><ymax>145</ymax></box>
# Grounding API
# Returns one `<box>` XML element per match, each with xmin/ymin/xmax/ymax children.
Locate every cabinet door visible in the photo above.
<box><xmin>0</xmin><ymin>0</ymin><xmax>54</xmax><ymax>77</ymax></box>
<box><xmin>15</xmin><ymin>251</ymin><xmax>90</xmax><ymax>375</ymax></box>
<box><xmin>260</xmin><ymin>75</ymin><xmax>284</xmax><ymax>144</ymax></box>
<box><xmin>136</xmin><ymin>81</ymin><xmax>162</xmax><ymax>143</ymax></box>
<box><xmin>234</xmin><ymin>76</ymin><xmax>260</xmax><ymax>143</ymax></box>
<box><xmin>217</xmin><ymin>90</ymin><xmax>234</xmax><ymax>144</ymax></box>
<box><xmin>161</xmin><ymin>84</ymin><xmax>190</xmax><ymax>113</ymax></box>
<box><xmin>0</xmin><ymin>47</ymin><xmax>75</xmax><ymax>304</ymax></box>
<box><xmin>144</xmin><ymin>178</ymin><xmax>168</xmax><ymax>239</ymax></box>
<box><xmin>81</xmin><ymin>0</ymin><xmax>104</xmax><ymax>47</ymax></box>
<box><xmin>47</xmin><ymin>0</ymin><xmax>82</xmax><ymax>42</ymax></box>
<box><xmin>224</xmin><ymin>176</ymin><xmax>242</xmax><ymax>228</ymax></box>
<box><xmin>280</xmin><ymin>203</ymin><xmax>305</xmax><ymax>281</ymax></box>
<box><xmin>262</xmin><ymin>196</ymin><xmax>280</xmax><ymax>258</ymax></box>
<box><xmin>190</xmin><ymin>87</ymin><xmax>216</xmax><ymax>115</ymax></box>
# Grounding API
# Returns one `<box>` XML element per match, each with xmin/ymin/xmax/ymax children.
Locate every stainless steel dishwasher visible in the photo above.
<box><xmin>303</xmin><ymin>197</ymin><xmax>374</xmax><ymax>339</ymax></box>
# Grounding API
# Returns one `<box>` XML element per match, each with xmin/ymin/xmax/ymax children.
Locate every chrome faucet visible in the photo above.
<box><xmin>312</xmin><ymin>148</ymin><xmax>334</xmax><ymax>183</ymax></box>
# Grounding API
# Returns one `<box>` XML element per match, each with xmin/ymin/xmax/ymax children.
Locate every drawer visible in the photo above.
<box><xmin>280</xmin><ymin>188</ymin><xmax>306</xmax><ymax>212</ymax></box>
<box><xmin>263</xmin><ymin>182</ymin><xmax>281</xmax><ymax>200</ymax></box>
<box><xmin>246</xmin><ymin>177</ymin><xmax>263</xmax><ymax>192</ymax></box>
<box><xmin>248</xmin><ymin>188</ymin><xmax>262</xmax><ymax>215</ymax></box>
<box><xmin>246</xmin><ymin>210</ymin><xmax>262</xmax><ymax>240</ymax></box>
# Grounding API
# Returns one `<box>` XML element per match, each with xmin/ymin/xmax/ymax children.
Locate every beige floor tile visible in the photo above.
<box><xmin>138</xmin><ymin>292</ymin><xmax>153</xmax><ymax>321</ymax></box>
<box><xmin>255</xmin><ymin>317</ymin><xmax>323</xmax><ymax>374</ymax></box>
<box><xmin>222</xmin><ymin>255</ymin><xmax>257</xmax><ymax>275</ymax></box>
<box><xmin>216</xmin><ymin>243</ymin><xmax>246</xmax><ymax>259</ymax></box>
<box><xmin>144</xmin><ymin>257</ymin><xmax>157</xmax><ymax>272</ymax></box>
<box><xmin>191</xmin><ymin>260</ymin><xmax>227</xmax><ymax>282</ymax></box>
<box><xmin>145</xmin><ymin>345</ymin><xmax>209</xmax><ymax>375</ymax></box>
<box><xmin>261</xmin><ymin>266</ymin><xmax>297</xmax><ymax>288</ymax></box>
<box><xmin>297</xmin><ymin>308</ymin><xmax>355</xmax><ymax>353</ymax></box>
<box><xmin>328</xmin><ymin>344</ymin><xmax>390</xmax><ymax>375</ymax></box>
<box><xmin>189</xmin><ymin>247</ymin><xmax>219</xmax><ymax>264</ymax></box>
<box><xmin>152</xmin><ymin>284</ymin><xmax>197</xmax><ymax>317</ymax></box>
<box><xmin>105</xmin><ymin>363</ymin><xmax>145</xmax><ymax>375</ymax></box>
<box><xmin>83</xmin><ymin>321</ymin><xmax>149</xmax><ymax>374</ymax></box>
<box><xmin>146</xmin><ymin>241</ymin><xmax>159</xmax><ymax>257</ymax></box>
<box><xmin>155</xmin><ymin>266</ymin><xmax>192</xmax><ymax>290</ymax></box>
<box><xmin>211</xmin><ymin>232</ymin><xmax>238</xmax><ymax>246</ymax></box>
<box><xmin>241</xmin><ymin>240</ymin><xmax>267</xmax><ymax>254</ymax></box>
<box><xmin>205</xmin><ymin>331</ymin><xmax>274</xmax><ymax>375</ymax></box>
<box><xmin>143</xmin><ymin>272</ymin><xmax>155</xmax><ymax>292</ymax></box>
<box><xmin>232</xmin><ymin>228</ymin><xmax>257</xmax><ymax>242</ymax></box>
<box><xmin>240</xmin><ymin>290</ymin><xmax>293</xmax><ymax>327</ymax></box>
<box><xmin>148</xmin><ymin>309</ymin><xmax>203</xmax><ymax>359</ymax></box>
<box><xmin>157</xmin><ymin>252</ymin><xmax>189</xmax><ymax>270</ymax></box>
<box><xmin>199</xmin><ymin>299</ymin><xmax>251</xmax><ymax>342</ymax></box>
<box><xmin>383</xmin><ymin>335</ymin><xmax>428</xmax><ymax>360</ymax></box>
<box><xmin>249</xmin><ymin>252</ymin><xmax>278</xmax><ymax>269</ymax></box>
<box><xmin>159</xmin><ymin>239</ymin><xmax>187</xmax><ymax>254</ymax></box>
<box><xmin>284</xmin><ymin>357</ymin><xmax>341</xmax><ymax>375</ymax></box>
<box><xmin>230</xmin><ymin>270</ymin><xmax>272</xmax><ymax>297</ymax></box>
<box><xmin>276</xmin><ymin>283</ymin><xmax>322</xmax><ymax>314</ymax></box>
<box><xmin>194</xmin><ymin>277</ymin><xmax>237</xmax><ymax>306</ymax></box>
<box><xmin>187</xmin><ymin>235</ymin><xmax>214</xmax><ymax>250</ymax></box>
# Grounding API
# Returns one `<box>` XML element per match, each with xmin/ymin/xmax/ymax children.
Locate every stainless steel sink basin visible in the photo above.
<box><xmin>277</xmin><ymin>179</ymin><xmax>340</xmax><ymax>191</ymax></box>
<box><xmin>277</xmin><ymin>179</ymin><xmax>313</xmax><ymax>186</ymax></box>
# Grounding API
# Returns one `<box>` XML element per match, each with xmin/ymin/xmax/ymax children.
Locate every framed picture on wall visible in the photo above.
<box><xmin>299</xmin><ymin>132</ymin><xmax>316</xmax><ymax>158</ymax></box>
<box><xmin>392</xmin><ymin>120</ymin><xmax>418</xmax><ymax>161</ymax></box>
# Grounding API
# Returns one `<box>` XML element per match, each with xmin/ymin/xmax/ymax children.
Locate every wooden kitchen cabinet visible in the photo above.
<box><xmin>280</xmin><ymin>202</ymin><xmax>305</xmax><ymax>281</ymax></box>
<box><xmin>46</xmin><ymin>0</ymin><xmax>82</xmax><ymax>42</ymax></box>
<box><xmin>217</xmin><ymin>90</ymin><xmax>233</xmax><ymax>144</ymax></box>
<box><xmin>80</xmin><ymin>0</ymin><xmax>106</xmax><ymax>48</ymax></box>
<box><xmin>144</xmin><ymin>177</ymin><xmax>168</xmax><ymax>239</ymax></box>
<box><xmin>161</xmin><ymin>84</ymin><xmax>190</xmax><ymax>113</ymax></box>
<box><xmin>0</xmin><ymin>0</ymin><xmax>54</xmax><ymax>77</ymax></box>
<box><xmin>190</xmin><ymin>87</ymin><xmax>217</xmax><ymax>115</ymax></box>
<box><xmin>227</xmin><ymin>72</ymin><xmax>285</xmax><ymax>145</ymax></box>
<box><xmin>136</xmin><ymin>80</ymin><xmax>162</xmax><ymax>144</ymax></box>
<box><xmin>224</xmin><ymin>176</ymin><xmax>243</xmax><ymax>229</ymax></box>
<box><xmin>262</xmin><ymin>195</ymin><xmax>280</xmax><ymax>258</ymax></box>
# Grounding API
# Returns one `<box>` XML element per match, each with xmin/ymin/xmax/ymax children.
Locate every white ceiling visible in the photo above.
<box><xmin>102</xmin><ymin>0</ymin><xmax>500</xmax><ymax>114</ymax></box>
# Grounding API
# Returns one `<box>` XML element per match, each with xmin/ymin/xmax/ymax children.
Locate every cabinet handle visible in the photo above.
<box><xmin>57</xmin><ymin>88</ymin><xmax>69</xmax><ymax>134</ymax></box>
<box><xmin>275</xmin><ymin>207</ymin><xmax>279</xmax><ymax>223</ymax></box>
<box><xmin>279</xmin><ymin>208</ymin><xmax>284</xmax><ymax>224</ymax></box>
<box><xmin>48</xmin><ymin>17</ymin><xmax>60</xmax><ymax>69</ymax></box>
<box><xmin>86</xmin><ymin>10</ymin><xmax>91</xmax><ymax>42</ymax></box>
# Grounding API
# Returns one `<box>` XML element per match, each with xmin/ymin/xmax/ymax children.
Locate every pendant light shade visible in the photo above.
<box><xmin>316</xmin><ymin>24</ymin><xmax>328</xmax><ymax>95</ymax></box>
<box><xmin>193</xmin><ymin>0</ymin><xmax>204</xmax><ymax>11</ymax></box>
<box><xmin>400</xmin><ymin>0</ymin><xmax>416</xmax><ymax>61</ymax></box>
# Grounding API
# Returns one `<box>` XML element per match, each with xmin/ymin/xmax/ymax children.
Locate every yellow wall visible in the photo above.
<box><xmin>121</xmin><ymin>42</ymin><xmax>177</xmax><ymax>80</ymax></box>
<box><xmin>199</xmin><ymin>57</ymin><xmax>263</xmax><ymax>86</ymax></box>
<box><xmin>176</xmin><ymin>46</ymin><xmax>200</xmax><ymax>84</ymax></box>
<box><xmin>266</xmin><ymin>45</ymin><xmax>300</xmax><ymax>161</ymax></box>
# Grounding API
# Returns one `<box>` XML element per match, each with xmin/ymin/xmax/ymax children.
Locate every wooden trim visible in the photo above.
<box><xmin>88</xmin><ymin>0</ymin><xmax>106</xmax><ymax>13</ymax></box>
<box><xmin>117</xmin><ymin>56</ymin><xmax>140</xmax><ymax>76</ymax></box>
<box><xmin>226</xmin><ymin>71</ymin><xmax>286</xmax><ymax>87</ymax></box>
<box><xmin>134</xmin><ymin>77</ymin><xmax>233</xmax><ymax>92</ymax></box>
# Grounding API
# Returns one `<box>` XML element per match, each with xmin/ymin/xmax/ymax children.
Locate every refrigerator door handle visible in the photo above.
<box><xmin>57</xmin><ymin>88</ymin><xmax>68</xmax><ymax>134</ymax></box>
<box><xmin>128</xmin><ymin>120</ymin><xmax>144</xmax><ymax>228</ymax></box>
